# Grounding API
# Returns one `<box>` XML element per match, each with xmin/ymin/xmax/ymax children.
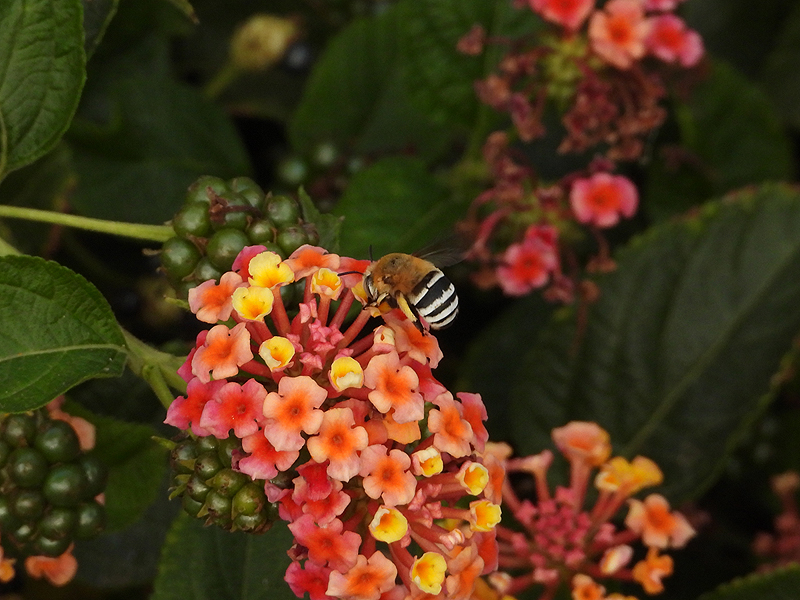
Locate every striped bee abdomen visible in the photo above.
<box><xmin>409</xmin><ymin>270</ymin><xmax>459</xmax><ymax>330</ymax></box>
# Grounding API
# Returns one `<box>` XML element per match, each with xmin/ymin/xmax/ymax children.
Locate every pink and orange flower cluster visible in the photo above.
<box><xmin>458</xmin><ymin>0</ymin><xmax>704</xmax><ymax>300</ymax></box>
<box><xmin>165</xmin><ymin>244</ymin><xmax>502</xmax><ymax>600</ymax></box>
<box><xmin>484</xmin><ymin>421</ymin><xmax>695</xmax><ymax>600</ymax></box>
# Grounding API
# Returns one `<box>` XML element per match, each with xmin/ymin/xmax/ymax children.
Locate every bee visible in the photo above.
<box><xmin>363</xmin><ymin>251</ymin><xmax>459</xmax><ymax>333</ymax></box>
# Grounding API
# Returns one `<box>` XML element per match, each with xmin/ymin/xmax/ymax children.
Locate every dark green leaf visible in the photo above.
<box><xmin>83</xmin><ymin>0</ymin><xmax>120</xmax><ymax>58</ymax></box>
<box><xmin>334</xmin><ymin>156</ymin><xmax>456</xmax><ymax>258</ymax></box>
<box><xmin>396</xmin><ymin>0</ymin><xmax>540</xmax><ymax>128</ymax></box>
<box><xmin>289</xmin><ymin>7</ymin><xmax>450</xmax><ymax>160</ymax></box>
<box><xmin>152</xmin><ymin>513</ymin><xmax>295</xmax><ymax>600</ymax></box>
<box><xmin>298</xmin><ymin>188</ymin><xmax>342</xmax><ymax>253</ymax></box>
<box><xmin>698</xmin><ymin>565</ymin><xmax>800</xmax><ymax>600</ymax></box>
<box><xmin>761</xmin><ymin>2</ymin><xmax>800</xmax><ymax>129</ymax></box>
<box><xmin>0</xmin><ymin>256</ymin><xmax>127</xmax><ymax>412</ymax></box>
<box><xmin>65</xmin><ymin>402</ymin><xmax>168</xmax><ymax>530</ymax></box>
<box><xmin>161</xmin><ymin>0</ymin><xmax>198</xmax><ymax>24</ymax></box>
<box><xmin>509</xmin><ymin>184</ymin><xmax>800</xmax><ymax>501</ymax></box>
<box><xmin>68</xmin><ymin>40</ymin><xmax>250</xmax><ymax>224</ymax></box>
<box><xmin>645</xmin><ymin>60</ymin><xmax>793</xmax><ymax>220</ymax></box>
<box><xmin>0</xmin><ymin>0</ymin><xmax>86</xmax><ymax>178</ymax></box>
<box><xmin>0</xmin><ymin>144</ymin><xmax>74</xmax><ymax>255</ymax></box>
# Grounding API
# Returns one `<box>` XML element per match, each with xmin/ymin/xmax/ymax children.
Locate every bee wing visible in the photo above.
<box><xmin>414</xmin><ymin>232</ymin><xmax>468</xmax><ymax>268</ymax></box>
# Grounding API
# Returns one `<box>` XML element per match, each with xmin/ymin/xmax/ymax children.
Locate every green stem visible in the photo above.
<box><xmin>204</xmin><ymin>61</ymin><xmax>243</xmax><ymax>99</ymax></box>
<box><xmin>0</xmin><ymin>205</ymin><xmax>174</xmax><ymax>243</ymax></box>
<box><xmin>0</xmin><ymin>236</ymin><xmax>21</xmax><ymax>256</ymax></box>
<box><xmin>122</xmin><ymin>329</ymin><xmax>187</xmax><ymax>408</ymax></box>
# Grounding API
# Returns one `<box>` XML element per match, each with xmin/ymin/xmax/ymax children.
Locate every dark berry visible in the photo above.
<box><xmin>75</xmin><ymin>501</ymin><xmax>106</xmax><ymax>539</ymax></box>
<box><xmin>79</xmin><ymin>455</ymin><xmax>108</xmax><ymax>499</ymax></box>
<box><xmin>9</xmin><ymin>447</ymin><xmax>49</xmax><ymax>488</ymax></box>
<box><xmin>12</xmin><ymin>489</ymin><xmax>46</xmax><ymax>521</ymax></box>
<box><xmin>4</xmin><ymin>413</ymin><xmax>37</xmax><ymax>447</ymax></box>
<box><xmin>160</xmin><ymin>237</ymin><xmax>201</xmax><ymax>280</ymax></box>
<box><xmin>43</xmin><ymin>464</ymin><xmax>88</xmax><ymax>507</ymax></box>
<box><xmin>34</xmin><ymin>420</ymin><xmax>81</xmax><ymax>464</ymax></box>
<box><xmin>34</xmin><ymin>534</ymin><xmax>72</xmax><ymax>558</ymax></box>
<box><xmin>39</xmin><ymin>507</ymin><xmax>78</xmax><ymax>539</ymax></box>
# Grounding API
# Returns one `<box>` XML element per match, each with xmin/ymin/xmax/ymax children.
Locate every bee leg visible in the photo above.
<box><xmin>395</xmin><ymin>294</ymin><xmax>427</xmax><ymax>335</ymax></box>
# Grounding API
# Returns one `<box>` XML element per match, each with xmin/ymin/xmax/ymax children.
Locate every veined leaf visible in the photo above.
<box><xmin>0</xmin><ymin>0</ymin><xmax>86</xmax><ymax>179</ymax></box>
<box><xmin>0</xmin><ymin>256</ymin><xmax>127</xmax><ymax>411</ymax></box>
<box><xmin>152</xmin><ymin>514</ymin><xmax>295</xmax><ymax>600</ymax></box>
<box><xmin>509</xmin><ymin>183</ymin><xmax>800</xmax><ymax>501</ymax></box>
<box><xmin>698</xmin><ymin>565</ymin><xmax>800</xmax><ymax>600</ymax></box>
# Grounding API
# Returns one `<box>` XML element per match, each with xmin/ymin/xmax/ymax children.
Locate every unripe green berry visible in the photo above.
<box><xmin>311</xmin><ymin>141</ymin><xmax>338</xmax><ymax>168</ymax></box>
<box><xmin>246</xmin><ymin>219</ymin><xmax>277</xmax><ymax>245</ymax></box>
<box><xmin>43</xmin><ymin>463</ymin><xmax>88</xmax><ymax>507</ymax></box>
<box><xmin>79</xmin><ymin>454</ymin><xmax>108</xmax><ymax>499</ymax></box>
<box><xmin>39</xmin><ymin>507</ymin><xmax>78</xmax><ymax>540</ymax></box>
<box><xmin>210</xmin><ymin>468</ymin><xmax>247</xmax><ymax>498</ymax></box>
<box><xmin>194</xmin><ymin>257</ymin><xmax>223</xmax><ymax>283</ymax></box>
<box><xmin>9</xmin><ymin>447</ymin><xmax>49</xmax><ymax>488</ymax></box>
<box><xmin>195</xmin><ymin>452</ymin><xmax>223</xmax><ymax>481</ymax></box>
<box><xmin>233</xmin><ymin>511</ymin><xmax>269</xmax><ymax>532</ymax></box>
<box><xmin>210</xmin><ymin>192</ymin><xmax>252</xmax><ymax>232</ymax></box>
<box><xmin>173</xmin><ymin>202</ymin><xmax>212</xmax><ymax>238</ymax></box>
<box><xmin>276</xmin><ymin>226</ymin><xmax>309</xmax><ymax>256</ymax></box>
<box><xmin>232</xmin><ymin>482</ymin><xmax>266</xmax><ymax>517</ymax></box>
<box><xmin>4</xmin><ymin>413</ymin><xmax>37</xmax><ymax>447</ymax></box>
<box><xmin>34</xmin><ymin>534</ymin><xmax>72</xmax><ymax>558</ymax></box>
<box><xmin>161</xmin><ymin>237</ymin><xmax>201</xmax><ymax>280</ymax></box>
<box><xmin>171</xmin><ymin>439</ymin><xmax>198</xmax><ymax>475</ymax></box>
<box><xmin>34</xmin><ymin>420</ymin><xmax>81</xmax><ymax>464</ymax></box>
<box><xmin>0</xmin><ymin>440</ymin><xmax>12</xmax><ymax>468</ymax></box>
<box><xmin>186</xmin><ymin>176</ymin><xmax>229</xmax><ymax>204</ymax></box>
<box><xmin>187</xmin><ymin>473</ymin><xmax>212</xmax><ymax>503</ymax></box>
<box><xmin>182</xmin><ymin>494</ymin><xmax>204</xmax><ymax>518</ymax></box>
<box><xmin>266</xmin><ymin>195</ymin><xmax>300</xmax><ymax>227</ymax></box>
<box><xmin>75</xmin><ymin>501</ymin><xmax>106</xmax><ymax>539</ymax></box>
<box><xmin>204</xmin><ymin>491</ymin><xmax>232</xmax><ymax>523</ymax></box>
<box><xmin>276</xmin><ymin>156</ymin><xmax>308</xmax><ymax>186</ymax></box>
<box><xmin>196</xmin><ymin>436</ymin><xmax>219</xmax><ymax>454</ymax></box>
<box><xmin>217</xmin><ymin>437</ymin><xmax>240</xmax><ymax>468</ymax></box>
<box><xmin>206</xmin><ymin>228</ymin><xmax>249</xmax><ymax>271</ymax></box>
<box><xmin>12</xmin><ymin>489</ymin><xmax>46</xmax><ymax>522</ymax></box>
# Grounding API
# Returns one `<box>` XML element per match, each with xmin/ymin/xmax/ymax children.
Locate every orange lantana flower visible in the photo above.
<box><xmin>307</xmin><ymin>407</ymin><xmax>369</xmax><ymax>482</ymax></box>
<box><xmin>625</xmin><ymin>493</ymin><xmax>695</xmax><ymax>549</ymax></box>
<box><xmin>262</xmin><ymin>375</ymin><xmax>327</xmax><ymax>451</ymax></box>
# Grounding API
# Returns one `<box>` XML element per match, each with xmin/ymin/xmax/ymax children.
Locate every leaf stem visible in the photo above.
<box><xmin>0</xmin><ymin>237</ymin><xmax>21</xmax><ymax>256</ymax></box>
<box><xmin>204</xmin><ymin>61</ymin><xmax>242</xmax><ymax>99</ymax></box>
<box><xmin>0</xmin><ymin>205</ymin><xmax>174</xmax><ymax>242</ymax></box>
<box><xmin>122</xmin><ymin>329</ymin><xmax>187</xmax><ymax>408</ymax></box>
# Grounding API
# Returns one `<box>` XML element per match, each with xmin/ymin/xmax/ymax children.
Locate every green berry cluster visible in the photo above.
<box><xmin>160</xmin><ymin>176</ymin><xmax>321</xmax><ymax>297</ymax></box>
<box><xmin>169</xmin><ymin>435</ymin><xmax>278</xmax><ymax>534</ymax></box>
<box><xmin>0</xmin><ymin>411</ymin><xmax>107</xmax><ymax>559</ymax></box>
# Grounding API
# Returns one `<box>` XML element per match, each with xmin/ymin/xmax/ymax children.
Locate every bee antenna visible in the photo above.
<box><xmin>338</xmin><ymin>270</ymin><xmax>363</xmax><ymax>276</ymax></box>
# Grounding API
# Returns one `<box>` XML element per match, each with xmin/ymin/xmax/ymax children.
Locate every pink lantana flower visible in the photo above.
<box><xmin>644</xmin><ymin>0</ymin><xmax>685</xmax><ymax>11</ymax></box>
<box><xmin>188</xmin><ymin>271</ymin><xmax>243</xmax><ymax>324</ymax></box>
<box><xmin>588</xmin><ymin>0</ymin><xmax>650</xmax><ymax>69</ymax></box>
<box><xmin>262</xmin><ymin>375</ymin><xmax>327</xmax><ymax>452</ymax></box>
<box><xmin>497</xmin><ymin>225</ymin><xmax>559</xmax><ymax>296</ymax></box>
<box><xmin>647</xmin><ymin>14</ymin><xmax>704</xmax><ymax>67</ymax></box>
<box><xmin>237</xmin><ymin>429</ymin><xmax>299</xmax><ymax>480</ymax></box>
<box><xmin>570</xmin><ymin>172</ymin><xmax>638</xmax><ymax>227</ymax></box>
<box><xmin>191</xmin><ymin>322</ymin><xmax>253</xmax><ymax>383</ymax></box>
<box><xmin>528</xmin><ymin>0</ymin><xmax>595</xmax><ymax>31</ymax></box>
<box><xmin>164</xmin><ymin>378</ymin><xmax>226</xmax><ymax>436</ymax></box>
<box><xmin>199</xmin><ymin>379</ymin><xmax>267</xmax><ymax>439</ymax></box>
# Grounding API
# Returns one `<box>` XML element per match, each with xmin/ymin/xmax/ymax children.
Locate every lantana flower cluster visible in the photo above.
<box><xmin>753</xmin><ymin>471</ymin><xmax>800</xmax><ymax>571</ymax></box>
<box><xmin>482</xmin><ymin>421</ymin><xmax>695</xmax><ymax>600</ymax></box>
<box><xmin>165</xmin><ymin>244</ymin><xmax>502</xmax><ymax>600</ymax></box>
<box><xmin>457</xmin><ymin>0</ymin><xmax>704</xmax><ymax>300</ymax></box>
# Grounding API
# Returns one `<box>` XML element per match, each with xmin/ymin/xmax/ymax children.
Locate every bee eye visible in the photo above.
<box><xmin>364</xmin><ymin>274</ymin><xmax>375</xmax><ymax>298</ymax></box>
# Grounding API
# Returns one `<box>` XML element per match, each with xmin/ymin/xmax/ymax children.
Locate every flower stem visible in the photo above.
<box><xmin>204</xmin><ymin>61</ymin><xmax>242</xmax><ymax>99</ymax></box>
<box><xmin>0</xmin><ymin>237</ymin><xmax>21</xmax><ymax>256</ymax></box>
<box><xmin>0</xmin><ymin>205</ymin><xmax>174</xmax><ymax>243</ymax></box>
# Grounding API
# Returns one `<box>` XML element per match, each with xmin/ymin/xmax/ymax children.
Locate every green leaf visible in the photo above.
<box><xmin>152</xmin><ymin>513</ymin><xmax>295</xmax><ymax>600</ymax></box>
<box><xmin>645</xmin><ymin>60</ymin><xmax>793</xmax><ymax>220</ymax></box>
<box><xmin>396</xmin><ymin>0</ymin><xmax>540</xmax><ymax>128</ymax></box>
<box><xmin>298</xmin><ymin>188</ymin><xmax>342</xmax><ymax>254</ymax></box>
<box><xmin>161</xmin><ymin>0</ymin><xmax>198</xmax><ymax>24</ymax></box>
<box><xmin>0</xmin><ymin>0</ymin><xmax>86</xmax><ymax>179</ymax></box>
<box><xmin>83</xmin><ymin>0</ymin><xmax>120</xmax><ymax>58</ymax></box>
<box><xmin>288</xmin><ymin>7</ymin><xmax>450</xmax><ymax>160</ymax></box>
<box><xmin>509</xmin><ymin>183</ymin><xmax>800</xmax><ymax>501</ymax></box>
<box><xmin>334</xmin><ymin>156</ymin><xmax>455</xmax><ymax>259</ymax></box>
<box><xmin>698</xmin><ymin>565</ymin><xmax>800</xmax><ymax>600</ymax></box>
<box><xmin>0</xmin><ymin>256</ymin><xmax>127</xmax><ymax>412</ymax></box>
<box><xmin>68</xmin><ymin>40</ymin><xmax>250</xmax><ymax>224</ymax></box>
<box><xmin>65</xmin><ymin>402</ymin><xmax>168</xmax><ymax>530</ymax></box>
<box><xmin>761</xmin><ymin>2</ymin><xmax>800</xmax><ymax>128</ymax></box>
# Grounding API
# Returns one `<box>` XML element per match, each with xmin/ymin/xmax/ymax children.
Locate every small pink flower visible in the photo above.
<box><xmin>647</xmin><ymin>14</ymin><xmax>703</xmax><ymax>67</ymax></box>
<box><xmin>528</xmin><ymin>0</ymin><xmax>595</xmax><ymax>31</ymax></box>
<box><xmin>164</xmin><ymin>378</ymin><xmax>226</xmax><ymax>436</ymax></box>
<box><xmin>588</xmin><ymin>0</ymin><xmax>650</xmax><ymax>69</ymax></box>
<box><xmin>191</xmin><ymin>323</ymin><xmax>253</xmax><ymax>383</ymax></box>
<box><xmin>497</xmin><ymin>225</ymin><xmax>559</xmax><ymax>296</ymax></box>
<box><xmin>570</xmin><ymin>172</ymin><xmax>638</xmax><ymax>227</ymax></box>
<box><xmin>199</xmin><ymin>379</ymin><xmax>267</xmax><ymax>439</ymax></box>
